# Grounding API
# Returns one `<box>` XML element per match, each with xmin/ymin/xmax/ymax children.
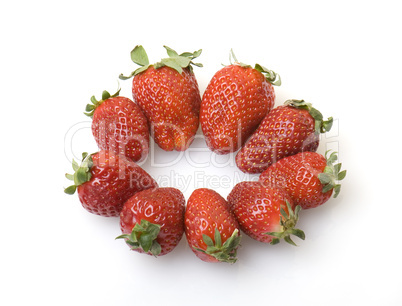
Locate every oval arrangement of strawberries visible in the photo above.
<box><xmin>64</xmin><ymin>45</ymin><xmax>346</xmax><ymax>263</ymax></box>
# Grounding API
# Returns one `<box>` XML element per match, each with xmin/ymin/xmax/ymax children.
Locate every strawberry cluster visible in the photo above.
<box><xmin>65</xmin><ymin>45</ymin><xmax>346</xmax><ymax>263</ymax></box>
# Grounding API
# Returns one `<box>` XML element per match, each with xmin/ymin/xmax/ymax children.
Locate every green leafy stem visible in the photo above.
<box><xmin>64</xmin><ymin>152</ymin><xmax>94</xmax><ymax>195</ymax></box>
<box><xmin>84</xmin><ymin>88</ymin><xmax>121</xmax><ymax>118</ymax></box>
<box><xmin>116</xmin><ymin>219</ymin><xmax>162</xmax><ymax>257</ymax></box>
<box><xmin>284</xmin><ymin>99</ymin><xmax>333</xmax><ymax>134</ymax></box>
<box><xmin>228</xmin><ymin>49</ymin><xmax>281</xmax><ymax>86</ymax></box>
<box><xmin>119</xmin><ymin>45</ymin><xmax>203</xmax><ymax>80</ymax></box>
<box><xmin>266</xmin><ymin>201</ymin><xmax>305</xmax><ymax>246</ymax></box>
<box><xmin>318</xmin><ymin>151</ymin><xmax>347</xmax><ymax>198</ymax></box>
<box><xmin>194</xmin><ymin>228</ymin><xmax>241</xmax><ymax>264</ymax></box>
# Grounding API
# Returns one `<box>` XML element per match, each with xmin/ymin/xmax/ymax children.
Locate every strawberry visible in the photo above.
<box><xmin>200</xmin><ymin>50</ymin><xmax>281</xmax><ymax>154</ymax></box>
<box><xmin>84</xmin><ymin>88</ymin><xmax>149</xmax><ymax>162</ymax></box>
<box><xmin>236</xmin><ymin>99</ymin><xmax>333</xmax><ymax>174</ymax></box>
<box><xmin>184</xmin><ymin>188</ymin><xmax>241</xmax><ymax>263</ymax></box>
<box><xmin>64</xmin><ymin>150</ymin><xmax>158</xmax><ymax>217</ymax></box>
<box><xmin>259</xmin><ymin>151</ymin><xmax>346</xmax><ymax>209</ymax></box>
<box><xmin>119</xmin><ymin>45</ymin><xmax>202</xmax><ymax>151</ymax></box>
<box><xmin>116</xmin><ymin>188</ymin><xmax>185</xmax><ymax>256</ymax></box>
<box><xmin>227</xmin><ymin>181</ymin><xmax>305</xmax><ymax>245</ymax></box>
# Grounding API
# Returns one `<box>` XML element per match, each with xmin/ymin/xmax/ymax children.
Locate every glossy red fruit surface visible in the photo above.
<box><xmin>74</xmin><ymin>151</ymin><xmax>158</xmax><ymax>217</ymax></box>
<box><xmin>228</xmin><ymin>181</ymin><xmax>295</xmax><ymax>243</ymax></box>
<box><xmin>119</xmin><ymin>188</ymin><xmax>185</xmax><ymax>256</ymax></box>
<box><xmin>92</xmin><ymin>96</ymin><xmax>149</xmax><ymax>162</ymax></box>
<box><xmin>236</xmin><ymin>104</ymin><xmax>318</xmax><ymax>173</ymax></box>
<box><xmin>259</xmin><ymin>151</ymin><xmax>338</xmax><ymax>209</ymax></box>
<box><xmin>132</xmin><ymin>66</ymin><xmax>201</xmax><ymax>151</ymax></box>
<box><xmin>185</xmin><ymin>188</ymin><xmax>241</xmax><ymax>263</ymax></box>
<box><xmin>200</xmin><ymin>64</ymin><xmax>275</xmax><ymax>154</ymax></box>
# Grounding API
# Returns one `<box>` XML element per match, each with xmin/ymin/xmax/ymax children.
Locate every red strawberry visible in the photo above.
<box><xmin>236</xmin><ymin>99</ymin><xmax>333</xmax><ymax>174</ymax></box>
<box><xmin>228</xmin><ymin>181</ymin><xmax>305</xmax><ymax>245</ymax></box>
<box><xmin>64</xmin><ymin>150</ymin><xmax>158</xmax><ymax>217</ymax></box>
<box><xmin>200</xmin><ymin>50</ymin><xmax>280</xmax><ymax>154</ymax></box>
<box><xmin>120</xmin><ymin>45</ymin><xmax>202</xmax><ymax>151</ymax></box>
<box><xmin>259</xmin><ymin>151</ymin><xmax>346</xmax><ymax>209</ymax></box>
<box><xmin>185</xmin><ymin>188</ymin><xmax>241</xmax><ymax>263</ymax></box>
<box><xmin>85</xmin><ymin>88</ymin><xmax>149</xmax><ymax>162</ymax></box>
<box><xmin>116</xmin><ymin>188</ymin><xmax>185</xmax><ymax>256</ymax></box>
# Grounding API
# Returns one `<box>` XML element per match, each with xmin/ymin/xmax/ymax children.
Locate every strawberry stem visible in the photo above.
<box><xmin>254</xmin><ymin>64</ymin><xmax>282</xmax><ymax>86</ymax></box>
<box><xmin>64</xmin><ymin>152</ymin><xmax>94</xmax><ymax>195</ymax></box>
<box><xmin>284</xmin><ymin>99</ymin><xmax>333</xmax><ymax>134</ymax></box>
<box><xmin>265</xmin><ymin>202</ymin><xmax>305</xmax><ymax>246</ymax></box>
<box><xmin>84</xmin><ymin>88</ymin><xmax>121</xmax><ymax>118</ymax></box>
<box><xmin>194</xmin><ymin>228</ymin><xmax>241</xmax><ymax>264</ymax></box>
<box><xmin>227</xmin><ymin>49</ymin><xmax>281</xmax><ymax>86</ymax></box>
<box><xmin>116</xmin><ymin>219</ymin><xmax>162</xmax><ymax>257</ymax></box>
<box><xmin>119</xmin><ymin>45</ymin><xmax>203</xmax><ymax>79</ymax></box>
<box><xmin>229</xmin><ymin>49</ymin><xmax>242</xmax><ymax>65</ymax></box>
<box><xmin>318</xmin><ymin>151</ymin><xmax>347</xmax><ymax>198</ymax></box>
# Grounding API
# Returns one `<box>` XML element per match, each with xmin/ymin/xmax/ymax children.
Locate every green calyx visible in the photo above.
<box><xmin>228</xmin><ymin>49</ymin><xmax>281</xmax><ymax>86</ymax></box>
<box><xmin>318</xmin><ymin>151</ymin><xmax>347</xmax><ymax>198</ymax></box>
<box><xmin>284</xmin><ymin>99</ymin><xmax>333</xmax><ymax>134</ymax></box>
<box><xmin>119</xmin><ymin>45</ymin><xmax>203</xmax><ymax>80</ymax></box>
<box><xmin>265</xmin><ymin>201</ymin><xmax>305</xmax><ymax>246</ymax></box>
<box><xmin>194</xmin><ymin>228</ymin><xmax>241</xmax><ymax>264</ymax></box>
<box><xmin>84</xmin><ymin>88</ymin><xmax>121</xmax><ymax>118</ymax></box>
<box><xmin>116</xmin><ymin>219</ymin><xmax>162</xmax><ymax>257</ymax></box>
<box><xmin>64</xmin><ymin>152</ymin><xmax>94</xmax><ymax>195</ymax></box>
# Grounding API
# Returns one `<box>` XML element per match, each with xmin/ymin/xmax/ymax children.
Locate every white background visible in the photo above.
<box><xmin>1</xmin><ymin>1</ymin><xmax>401</xmax><ymax>305</ymax></box>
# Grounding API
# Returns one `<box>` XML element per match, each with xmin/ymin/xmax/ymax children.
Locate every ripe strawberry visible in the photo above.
<box><xmin>120</xmin><ymin>45</ymin><xmax>202</xmax><ymax>151</ymax></box>
<box><xmin>228</xmin><ymin>181</ymin><xmax>305</xmax><ymax>245</ymax></box>
<box><xmin>116</xmin><ymin>188</ymin><xmax>185</xmax><ymax>256</ymax></box>
<box><xmin>259</xmin><ymin>151</ymin><xmax>346</xmax><ymax>209</ymax></box>
<box><xmin>64</xmin><ymin>150</ymin><xmax>158</xmax><ymax>217</ymax></box>
<box><xmin>185</xmin><ymin>188</ymin><xmax>241</xmax><ymax>263</ymax></box>
<box><xmin>236</xmin><ymin>99</ymin><xmax>333</xmax><ymax>174</ymax></box>
<box><xmin>84</xmin><ymin>88</ymin><xmax>149</xmax><ymax>162</ymax></box>
<box><xmin>200</xmin><ymin>50</ymin><xmax>281</xmax><ymax>154</ymax></box>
